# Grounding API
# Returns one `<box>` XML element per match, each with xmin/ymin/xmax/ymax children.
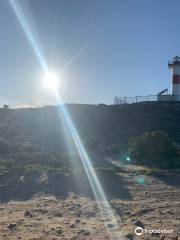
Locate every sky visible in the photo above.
<box><xmin>0</xmin><ymin>0</ymin><xmax>180</xmax><ymax>106</ymax></box>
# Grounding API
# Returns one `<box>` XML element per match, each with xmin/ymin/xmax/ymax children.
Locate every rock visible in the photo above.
<box><xmin>125</xmin><ymin>211</ymin><xmax>131</xmax><ymax>215</ymax></box>
<box><xmin>125</xmin><ymin>234</ymin><xmax>134</xmax><ymax>240</ymax></box>
<box><xmin>138</xmin><ymin>208</ymin><xmax>154</xmax><ymax>214</ymax></box>
<box><xmin>71</xmin><ymin>237</ymin><xmax>77</xmax><ymax>240</ymax></box>
<box><xmin>56</xmin><ymin>229</ymin><xmax>63</xmax><ymax>235</ymax></box>
<box><xmin>70</xmin><ymin>224</ymin><xmax>75</xmax><ymax>228</ymax></box>
<box><xmin>151</xmin><ymin>232</ymin><xmax>160</xmax><ymax>237</ymax></box>
<box><xmin>24</xmin><ymin>210</ymin><xmax>33</xmax><ymax>218</ymax></box>
<box><xmin>68</xmin><ymin>206</ymin><xmax>75</xmax><ymax>211</ymax></box>
<box><xmin>160</xmin><ymin>236</ymin><xmax>166</xmax><ymax>240</ymax></box>
<box><xmin>35</xmin><ymin>208</ymin><xmax>48</xmax><ymax>214</ymax></box>
<box><xmin>53</xmin><ymin>211</ymin><xmax>63</xmax><ymax>217</ymax></box>
<box><xmin>167</xmin><ymin>210</ymin><xmax>174</xmax><ymax>215</ymax></box>
<box><xmin>25</xmin><ymin>224</ymin><xmax>33</xmax><ymax>227</ymax></box>
<box><xmin>75</xmin><ymin>218</ymin><xmax>81</xmax><ymax>224</ymax></box>
<box><xmin>75</xmin><ymin>211</ymin><xmax>81</xmax><ymax>217</ymax></box>
<box><xmin>8</xmin><ymin>223</ymin><xmax>17</xmax><ymax>229</ymax></box>
<box><xmin>78</xmin><ymin>229</ymin><xmax>90</xmax><ymax>236</ymax></box>
<box><xmin>107</xmin><ymin>223</ymin><xmax>114</xmax><ymax>228</ymax></box>
<box><xmin>134</xmin><ymin>219</ymin><xmax>144</xmax><ymax>228</ymax></box>
<box><xmin>105</xmin><ymin>235</ymin><xmax>110</xmax><ymax>239</ymax></box>
<box><xmin>83</xmin><ymin>211</ymin><xmax>96</xmax><ymax>218</ymax></box>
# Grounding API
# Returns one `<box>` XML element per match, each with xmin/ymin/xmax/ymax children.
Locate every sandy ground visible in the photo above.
<box><xmin>0</xmin><ymin>164</ymin><xmax>179</xmax><ymax>240</ymax></box>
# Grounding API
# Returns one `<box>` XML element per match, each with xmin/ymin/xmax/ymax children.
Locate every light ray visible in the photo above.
<box><xmin>8</xmin><ymin>1</ymin><xmax>123</xmax><ymax>238</ymax></box>
<box><xmin>9</xmin><ymin>0</ymin><xmax>47</xmax><ymax>72</ymax></box>
<box><xmin>54</xmin><ymin>89</ymin><xmax>123</xmax><ymax>239</ymax></box>
<box><xmin>59</xmin><ymin>43</ymin><xmax>88</xmax><ymax>74</ymax></box>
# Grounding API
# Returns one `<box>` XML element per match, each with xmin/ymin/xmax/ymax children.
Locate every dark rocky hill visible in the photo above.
<box><xmin>0</xmin><ymin>102</ymin><xmax>180</xmax><ymax>153</ymax></box>
<box><xmin>0</xmin><ymin>102</ymin><xmax>180</xmax><ymax>202</ymax></box>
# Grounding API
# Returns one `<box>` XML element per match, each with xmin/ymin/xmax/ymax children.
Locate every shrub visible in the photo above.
<box><xmin>137</xmin><ymin>167</ymin><xmax>161</xmax><ymax>175</ymax></box>
<box><xmin>128</xmin><ymin>131</ymin><xmax>179</xmax><ymax>169</ymax></box>
<box><xmin>0</xmin><ymin>159</ymin><xmax>15</xmax><ymax>169</ymax></box>
<box><xmin>24</xmin><ymin>164</ymin><xmax>45</xmax><ymax>176</ymax></box>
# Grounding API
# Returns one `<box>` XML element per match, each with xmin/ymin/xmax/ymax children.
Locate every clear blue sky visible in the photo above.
<box><xmin>0</xmin><ymin>0</ymin><xmax>180</xmax><ymax>106</ymax></box>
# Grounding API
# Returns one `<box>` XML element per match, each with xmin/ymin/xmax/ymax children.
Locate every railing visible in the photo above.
<box><xmin>114</xmin><ymin>95</ymin><xmax>180</xmax><ymax>104</ymax></box>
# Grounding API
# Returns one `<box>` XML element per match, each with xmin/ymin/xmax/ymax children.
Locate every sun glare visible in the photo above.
<box><xmin>43</xmin><ymin>72</ymin><xmax>59</xmax><ymax>90</ymax></box>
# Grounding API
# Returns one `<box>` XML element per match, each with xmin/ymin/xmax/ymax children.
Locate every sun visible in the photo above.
<box><xmin>43</xmin><ymin>72</ymin><xmax>59</xmax><ymax>90</ymax></box>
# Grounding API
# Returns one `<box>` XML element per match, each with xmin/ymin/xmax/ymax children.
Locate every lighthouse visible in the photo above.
<box><xmin>115</xmin><ymin>56</ymin><xmax>180</xmax><ymax>104</ymax></box>
<box><xmin>168</xmin><ymin>56</ymin><xmax>180</xmax><ymax>101</ymax></box>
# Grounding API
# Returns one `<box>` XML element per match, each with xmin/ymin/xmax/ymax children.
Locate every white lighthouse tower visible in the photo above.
<box><xmin>168</xmin><ymin>56</ymin><xmax>180</xmax><ymax>101</ymax></box>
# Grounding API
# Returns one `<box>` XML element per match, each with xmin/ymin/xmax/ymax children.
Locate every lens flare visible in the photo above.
<box><xmin>8</xmin><ymin>1</ymin><xmax>123</xmax><ymax>238</ymax></box>
<box><xmin>43</xmin><ymin>72</ymin><xmax>59</xmax><ymax>90</ymax></box>
<box><xmin>53</xmin><ymin>89</ymin><xmax>123</xmax><ymax>239</ymax></box>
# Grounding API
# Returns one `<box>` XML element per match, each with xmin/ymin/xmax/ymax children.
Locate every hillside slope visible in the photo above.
<box><xmin>1</xmin><ymin>102</ymin><xmax>180</xmax><ymax>153</ymax></box>
<box><xmin>0</xmin><ymin>102</ymin><xmax>179</xmax><ymax>239</ymax></box>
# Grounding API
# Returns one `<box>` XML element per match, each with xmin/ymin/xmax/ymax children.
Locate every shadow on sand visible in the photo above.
<box><xmin>0</xmin><ymin>170</ymin><xmax>131</xmax><ymax>203</ymax></box>
<box><xmin>154</xmin><ymin>170</ymin><xmax>180</xmax><ymax>187</ymax></box>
